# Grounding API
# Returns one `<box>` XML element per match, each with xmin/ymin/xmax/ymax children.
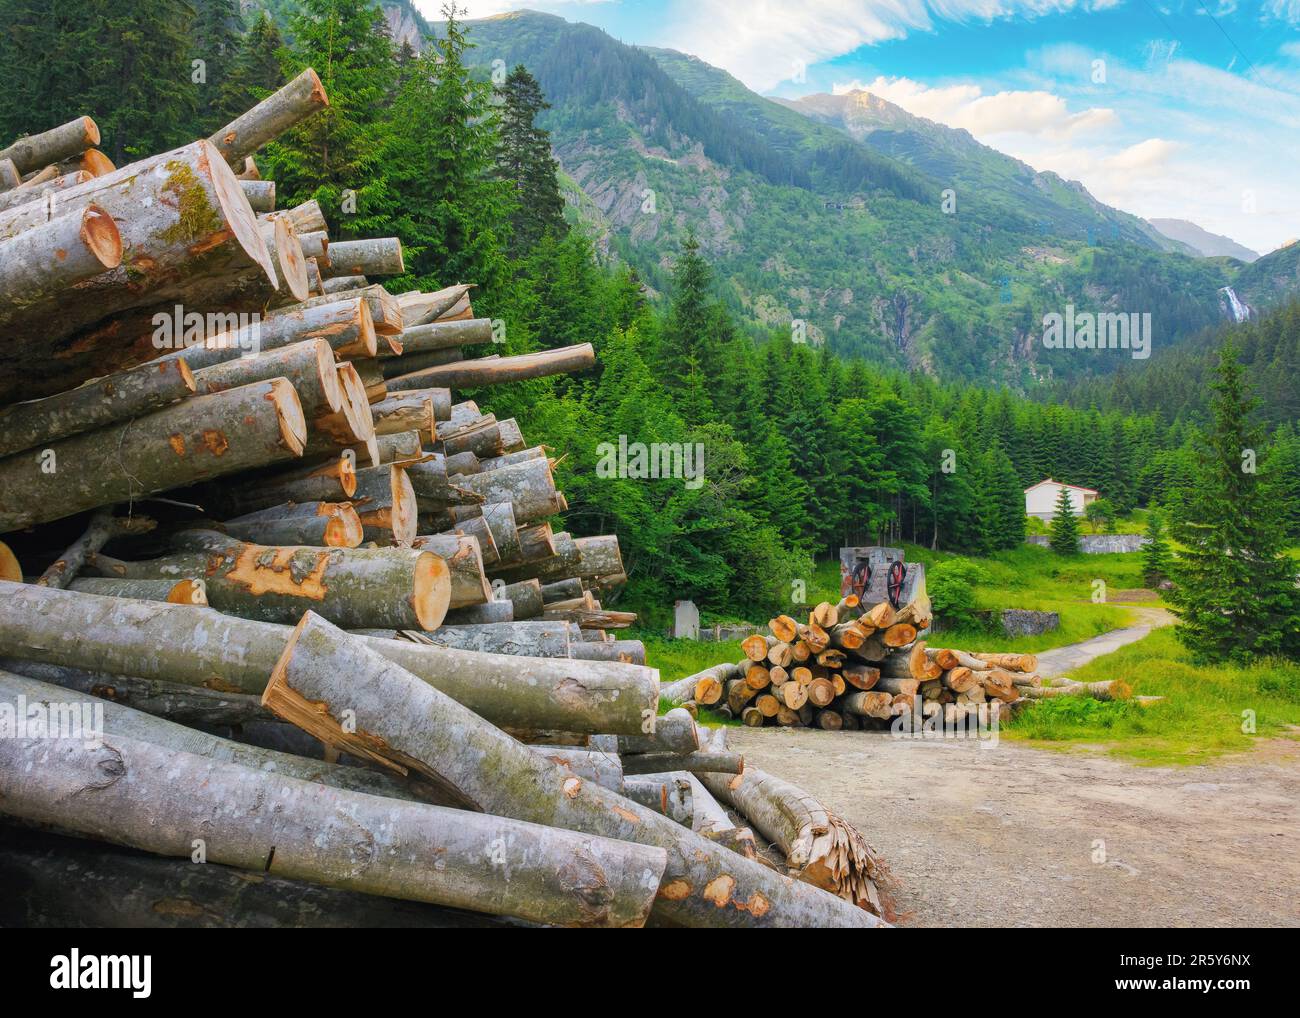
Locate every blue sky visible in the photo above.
<box><xmin>444</xmin><ymin>2</ymin><xmax>1300</xmax><ymax>254</ymax></box>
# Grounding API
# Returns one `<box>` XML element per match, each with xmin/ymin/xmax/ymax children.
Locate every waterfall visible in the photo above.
<box><xmin>1218</xmin><ymin>286</ymin><xmax>1250</xmax><ymax>323</ymax></box>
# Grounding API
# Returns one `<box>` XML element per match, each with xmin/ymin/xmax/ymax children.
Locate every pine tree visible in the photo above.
<box><xmin>495</xmin><ymin>64</ymin><xmax>566</xmax><ymax>254</ymax></box>
<box><xmin>191</xmin><ymin>0</ymin><xmax>241</xmax><ymax>131</ymax></box>
<box><xmin>1142</xmin><ymin>509</ymin><xmax>1170</xmax><ymax>587</ymax></box>
<box><xmin>215</xmin><ymin>12</ymin><xmax>285</xmax><ymax>123</ymax></box>
<box><xmin>1167</xmin><ymin>340</ymin><xmax>1300</xmax><ymax>662</ymax></box>
<box><xmin>264</xmin><ymin>0</ymin><xmax>397</xmax><ymax>238</ymax></box>
<box><xmin>1048</xmin><ymin>485</ymin><xmax>1081</xmax><ymax>555</ymax></box>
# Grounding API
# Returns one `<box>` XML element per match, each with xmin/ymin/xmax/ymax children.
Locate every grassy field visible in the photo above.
<box><xmin>1002</xmin><ymin>627</ymin><xmax>1300</xmax><ymax>765</ymax></box>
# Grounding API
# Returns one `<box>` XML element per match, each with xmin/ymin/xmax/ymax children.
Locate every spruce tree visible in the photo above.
<box><xmin>0</xmin><ymin>0</ymin><xmax>198</xmax><ymax>161</ymax></box>
<box><xmin>495</xmin><ymin>64</ymin><xmax>566</xmax><ymax>254</ymax></box>
<box><xmin>264</xmin><ymin>0</ymin><xmax>396</xmax><ymax>238</ymax></box>
<box><xmin>989</xmin><ymin>446</ymin><xmax>1027</xmax><ymax>550</ymax></box>
<box><xmin>215</xmin><ymin>12</ymin><xmax>285</xmax><ymax>123</ymax></box>
<box><xmin>191</xmin><ymin>0</ymin><xmax>241</xmax><ymax>131</ymax></box>
<box><xmin>1048</xmin><ymin>485</ymin><xmax>1081</xmax><ymax>555</ymax></box>
<box><xmin>1142</xmin><ymin>509</ymin><xmax>1170</xmax><ymax>587</ymax></box>
<box><xmin>1167</xmin><ymin>340</ymin><xmax>1300</xmax><ymax>662</ymax></box>
<box><xmin>383</xmin><ymin>3</ymin><xmax>512</xmax><ymax>294</ymax></box>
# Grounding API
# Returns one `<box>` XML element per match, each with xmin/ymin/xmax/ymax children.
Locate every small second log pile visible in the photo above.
<box><xmin>663</xmin><ymin>594</ymin><xmax>1056</xmax><ymax>730</ymax></box>
<box><xmin>0</xmin><ymin>85</ymin><xmax>889</xmax><ymax>929</ymax></box>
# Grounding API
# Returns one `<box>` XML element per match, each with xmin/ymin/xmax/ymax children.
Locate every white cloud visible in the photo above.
<box><xmin>832</xmin><ymin>75</ymin><xmax>1117</xmax><ymax>137</ymax></box>
<box><xmin>652</xmin><ymin>0</ymin><xmax>1113</xmax><ymax>91</ymax></box>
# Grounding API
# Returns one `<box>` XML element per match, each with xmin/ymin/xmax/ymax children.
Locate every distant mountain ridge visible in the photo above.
<box><xmin>369</xmin><ymin>7</ymin><xmax>1297</xmax><ymax>388</ymax></box>
<box><xmin>1148</xmin><ymin>218</ymin><xmax>1259</xmax><ymax>262</ymax></box>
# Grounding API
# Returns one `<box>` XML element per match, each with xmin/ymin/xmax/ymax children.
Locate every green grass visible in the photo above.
<box><xmin>810</xmin><ymin>544</ymin><xmax>1146</xmax><ymax>653</ymax></box>
<box><xmin>637</xmin><ymin>631</ymin><xmax>745</xmax><ymax>725</ymax></box>
<box><xmin>1002</xmin><ymin>627</ymin><xmax>1300</xmax><ymax>764</ymax></box>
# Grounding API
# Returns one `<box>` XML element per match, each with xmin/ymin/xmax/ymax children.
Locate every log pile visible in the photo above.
<box><xmin>662</xmin><ymin>593</ymin><xmax>1059</xmax><ymax>729</ymax></box>
<box><xmin>0</xmin><ymin>88</ymin><xmax>888</xmax><ymax>928</ymax></box>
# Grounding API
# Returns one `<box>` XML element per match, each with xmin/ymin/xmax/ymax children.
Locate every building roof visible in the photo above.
<box><xmin>1023</xmin><ymin>478</ymin><xmax>1100</xmax><ymax>495</ymax></box>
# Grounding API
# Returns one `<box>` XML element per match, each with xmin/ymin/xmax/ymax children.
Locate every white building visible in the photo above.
<box><xmin>1024</xmin><ymin>479</ymin><xmax>1098</xmax><ymax>521</ymax></box>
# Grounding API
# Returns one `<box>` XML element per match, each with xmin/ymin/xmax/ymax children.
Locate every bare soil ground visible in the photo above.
<box><xmin>730</xmin><ymin>727</ymin><xmax>1300</xmax><ymax>926</ymax></box>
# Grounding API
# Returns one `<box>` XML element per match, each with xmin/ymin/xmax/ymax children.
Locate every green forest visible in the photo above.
<box><xmin>1</xmin><ymin>0</ymin><xmax>1296</xmax><ymax>663</ymax></box>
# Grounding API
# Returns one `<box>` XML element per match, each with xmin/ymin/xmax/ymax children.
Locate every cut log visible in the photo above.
<box><xmin>67</xmin><ymin>577</ymin><xmax>205</xmax><ymax>604</ymax></box>
<box><xmin>0</xmin><ymin>582</ymin><xmax>658</xmax><ymax>735</ymax></box>
<box><xmin>0</xmin><ymin>541</ymin><xmax>19</xmax><ymax>582</ymax></box>
<box><xmin>660</xmin><ymin>662</ymin><xmax>740</xmax><ymax>706</ymax></box>
<box><xmin>357</xmin><ymin>621</ymin><xmax>570</xmax><ymax>659</ymax></box>
<box><xmin>622</xmin><ymin>777</ymin><xmax>694</xmax><ymax>826</ymax></box>
<box><xmin>0</xmin><ymin>720</ymin><xmax>664</xmax><ymax>927</ymax></box>
<box><xmin>0</xmin><ymin>356</ymin><xmax>195</xmax><ymax>459</ymax></box>
<box><xmin>617</xmin><ymin>708</ymin><xmax>701</xmax><ymax>755</ymax></box>
<box><xmin>0</xmin><ymin>116</ymin><xmax>100</xmax><ymax>175</ymax></box>
<box><xmin>409</xmin><ymin>533</ymin><xmax>492</xmax><ymax>608</ymax></box>
<box><xmin>150</xmin><ymin>529</ymin><xmax>448</xmax><ymax>629</ymax></box>
<box><xmin>388</xmin><ymin>343</ymin><xmax>596</xmax><ymax>390</ymax></box>
<box><xmin>0</xmin><ymin>203</ymin><xmax>122</xmax><ymax>329</ymax></box>
<box><xmin>386</xmin><ymin>318</ymin><xmax>494</xmax><ymax>357</ymax></box>
<box><xmin>0</xmin><ymin>378</ymin><xmax>306</xmax><ymax>533</ymax></box>
<box><xmin>0</xmin><ymin>141</ymin><xmax>277</xmax><ymax>402</ymax></box>
<box><xmin>0</xmin><ymin>826</ymin><xmax>545</xmax><ymax>929</ymax></box>
<box><xmin>209</xmin><ymin>68</ymin><xmax>329</xmax><ymax>168</ymax></box>
<box><xmin>240</xmin><ymin>178</ymin><xmax>276</xmax><ymax>212</ymax></box>
<box><xmin>0</xmin><ymin>167</ymin><xmax>90</xmax><ymax>214</ymax></box>
<box><xmin>972</xmin><ymin>652</ymin><xmax>1039</xmax><ymax>672</ymax></box>
<box><xmin>495</xmin><ymin>577</ymin><xmax>543</xmax><ymax>619</ymax></box>
<box><xmin>220</xmin><ymin>503</ymin><xmax>363</xmax><ymax>548</ymax></box>
<box><xmin>154</xmin><ymin>296</ymin><xmax>376</xmax><ymax>373</ymax></box>
<box><xmin>322</xmin><ymin>237</ymin><xmax>404</xmax><ymax>277</ymax></box>
<box><xmin>261</xmin><ymin>613</ymin><xmax>879</xmax><ymax>927</ymax></box>
<box><xmin>192</xmin><ymin>338</ymin><xmax>342</xmax><ymax>418</ymax></box>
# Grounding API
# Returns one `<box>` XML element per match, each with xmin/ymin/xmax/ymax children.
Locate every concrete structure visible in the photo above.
<box><xmin>672</xmin><ymin>599</ymin><xmax>699</xmax><ymax>640</ymax></box>
<box><xmin>1024</xmin><ymin>478</ymin><xmax>1098</xmax><ymax>521</ymax></box>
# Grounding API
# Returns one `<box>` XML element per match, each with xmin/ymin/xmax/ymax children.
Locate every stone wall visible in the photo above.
<box><xmin>1026</xmin><ymin>534</ymin><xmax>1150</xmax><ymax>554</ymax></box>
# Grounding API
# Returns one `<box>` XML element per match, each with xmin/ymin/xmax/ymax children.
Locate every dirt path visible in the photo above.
<box><xmin>729</xmin><ymin>723</ymin><xmax>1300</xmax><ymax>927</ymax></box>
<box><xmin>1035</xmin><ymin>606</ymin><xmax>1177</xmax><ymax>677</ymax></box>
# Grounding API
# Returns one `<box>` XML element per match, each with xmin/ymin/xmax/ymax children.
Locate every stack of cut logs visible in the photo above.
<box><xmin>0</xmin><ymin>75</ymin><xmax>888</xmax><ymax>928</ymax></box>
<box><xmin>662</xmin><ymin>594</ymin><xmax>1050</xmax><ymax>729</ymax></box>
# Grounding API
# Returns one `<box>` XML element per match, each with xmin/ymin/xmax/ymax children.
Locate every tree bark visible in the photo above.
<box><xmin>239</xmin><ymin>178</ymin><xmax>276</xmax><ymax>212</ymax></box>
<box><xmin>0</xmin><ymin>378</ymin><xmax>306</xmax><ymax>533</ymax></box>
<box><xmin>399</xmin><ymin>284</ymin><xmax>474</xmax><ymax>327</ymax></box>
<box><xmin>261</xmin><ymin>612</ymin><xmax>884</xmax><ymax>928</ymax></box>
<box><xmin>67</xmin><ymin>577</ymin><xmax>205</xmax><ymax>604</ymax></box>
<box><xmin>218</xmin><ymin>503</ymin><xmax>363</xmax><ymax>548</ymax></box>
<box><xmin>354</xmin><ymin>620</ymin><xmax>571</xmax><ymax>658</ymax></box>
<box><xmin>616</xmin><ymin>707</ymin><xmax>700</xmax><ymax>755</ymax></box>
<box><xmin>495</xmin><ymin>577</ymin><xmax>543</xmax><ymax>619</ymax></box>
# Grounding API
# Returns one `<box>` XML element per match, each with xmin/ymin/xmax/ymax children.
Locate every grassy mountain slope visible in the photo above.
<box><xmin>425</xmin><ymin>10</ymin><xmax>1241</xmax><ymax>388</ymax></box>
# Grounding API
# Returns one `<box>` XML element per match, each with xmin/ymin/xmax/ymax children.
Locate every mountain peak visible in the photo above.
<box><xmin>1148</xmin><ymin>219</ymin><xmax>1259</xmax><ymax>262</ymax></box>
